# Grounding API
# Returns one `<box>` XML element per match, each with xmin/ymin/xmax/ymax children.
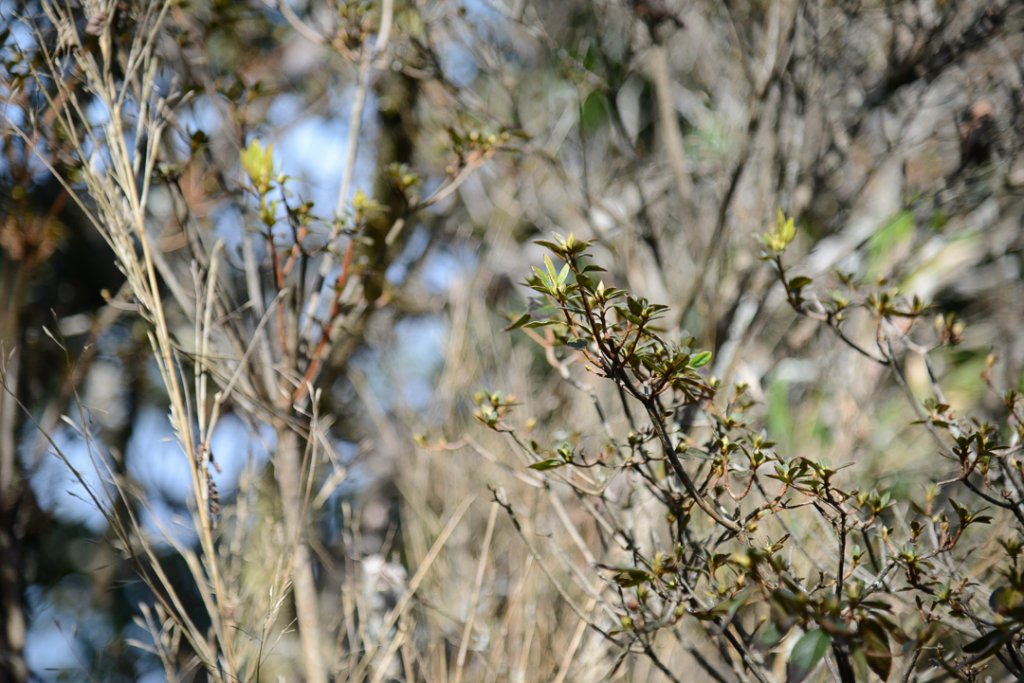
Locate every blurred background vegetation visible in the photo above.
<box><xmin>1</xmin><ymin>0</ymin><xmax>1023</xmax><ymax>680</ymax></box>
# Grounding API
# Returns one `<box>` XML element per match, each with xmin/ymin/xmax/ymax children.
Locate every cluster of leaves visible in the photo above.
<box><xmin>513</xmin><ymin>234</ymin><xmax>713</xmax><ymax>402</ymax></box>
<box><xmin>480</xmin><ymin>227</ymin><xmax>1024</xmax><ymax>682</ymax></box>
<box><xmin>764</xmin><ymin>214</ymin><xmax>1024</xmax><ymax>680</ymax></box>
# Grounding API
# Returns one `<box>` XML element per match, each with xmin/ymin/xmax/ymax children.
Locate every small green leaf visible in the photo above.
<box><xmin>690</xmin><ymin>351</ymin><xmax>713</xmax><ymax>368</ymax></box>
<box><xmin>764</xmin><ymin>209</ymin><xmax>797</xmax><ymax>252</ymax></box>
<box><xmin>778</xmin><ymin>209</ymin><xmax>796</xmax><ymax>243</ymax></box>
<box><xmin>611</xmin><ymin>568</ymin><xmax>652</xmax><ymax>587</ymax></box>
<box><xmin>531</xmin><ymin>265</ymin><xmax>552</xmax><ymax>289</ymax></box>
<box><xmin>787</xmin><ymin>629</ymin><xmax>831</xmax><ymax>683</ymax></box>
<box><xmin>566</xmin><ymin>338</ymin><xmax>588</xmax><ymax>349</ymax></box>
<box><xmin>544</xmin><ymin>253</ymin><xmax>558</xmax><ymax>282</ymax></box>
<box><xmin>240</xmin><ymin>139</ymin><xmax>274</xmax><ymax>191</ymax></box>
<box><xmin>788</xmin><ymin>276</ymin><xmax>812</xmax><ymax>291</ymax></box>
<box><xmin>504</xmin><ymin>313</ymin><xmax>531</xmax><ymax>331</ymax></box>
<box><xmin>529</xmin><ymin>459</ymin><xmax>566</xmax><ymax>471</ymax></box>
<box><xmin>627</xmin><ymin>296</ymin><xmax>643</xmax><ymax>317</ymax></box>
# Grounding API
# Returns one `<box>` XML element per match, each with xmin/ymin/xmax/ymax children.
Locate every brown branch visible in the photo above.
<box><xmin>291</xmin><ymin>234</ymin><xmax>356</xmax><ymax>403</ymax></box>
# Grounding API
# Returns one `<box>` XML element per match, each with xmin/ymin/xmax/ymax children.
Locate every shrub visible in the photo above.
<box><xmin>479</xmin><ymin>227</ymin><xmax>1024</xmax><ymax>681</ymax></box>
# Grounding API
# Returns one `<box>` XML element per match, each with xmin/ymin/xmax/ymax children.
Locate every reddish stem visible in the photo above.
<box><xmin>291</xmin><ymin>236</ymin><xmax>356</xmax><ymax>402</ymax></box>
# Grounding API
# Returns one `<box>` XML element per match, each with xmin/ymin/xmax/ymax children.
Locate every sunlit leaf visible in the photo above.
<box><xmin>240</xmin><ymin>139</ymin><xmax>274</xmax><ymax>191</ymax></box>
<box><xmin>690</xmin><ymin>351</ymin><xmax>712</xmax><ymax>368</ymax></box>
<box><xmin>529</xmin><ymin>459</ymin><xmax>566</xmax><ymax>471</ymax></box>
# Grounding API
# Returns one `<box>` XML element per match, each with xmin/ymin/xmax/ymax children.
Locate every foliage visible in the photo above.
<box><xmin>2</xmin><ymin>1</ymin><xmax>1023</xmax><ymax>682</ymax></box>
<box><xmin>483</xmin><ymin>221</ymin><xmax>1024</xmax><ymax>681</ymax></box>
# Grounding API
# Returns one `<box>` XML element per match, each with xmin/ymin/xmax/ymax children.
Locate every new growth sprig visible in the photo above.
<box><xmin>514</xmin><ymin>234</ymin><xmax>715</xmax><ymax>404</ymax></box>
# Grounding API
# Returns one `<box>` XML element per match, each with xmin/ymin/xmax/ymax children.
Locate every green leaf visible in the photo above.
<box><xmin>566</xmin><ymin>338</ymin><xmax>588</xmax><ymax>349</ymax></box>
<box><xmin>531</xmin><ymin>265</ymin><xmax>552</xmax><ymax>289</ymax></box>
<box><xmin>611</xmin><ymin>568</ymin><xmax>652</xmax><ymax>587</ymax></box>
<box><xmin>529</xmin><ymin>458</ymin><xmax>566</xmax><ymax>471</ymax></box>
<box><xmin>963</xmin><ymin>628</ymin><xmax>1014</xmax><ymax>659</ymax></box>
<box><xmin>850</xmin><ymin>649</ymin><xmax>870</xmax><ymax>683</ymax></box>
<box><xmin>543</xmin><ymin>253</ymin><xmax>558</xmax><ymax>282</ymax></box>
<box><xmin>557</xmin><ymin>262</ymin><xmax>570</xmax><ymax>286</ymax></box>
<box><xmin>764</xmin><ymin>209</ymin><xmax>797</xmax><ymax>252</ymax></box>
<box><xmin>690</xmin><ymin>351</ymin><xmax>713</xmax><ymax>368</ymax></box>
<box><xmin>533</xmin><ymin>239</ymin><xmax>562</xmax><ymax>252</ymax></box>
<box><xmin>788</xmin><ymin>276</ymin><xmax>812</xmax><ymax>292</ymax></box>
<box><xmin>504</xmin><ymin>313</ymin><xmax>531</xmax><ymax>331</ymax></box>
<box><xmin>580</xmin><ymin>91</ymin><xmax>610</xmax><ymax>132</ymax></box>
<box><xmin>756</xmin><ymin>623</ymin><xmax>786</xmax><ymax>649</ymax></box>
<box><xmin>778</xmin><ymin>209</ymin><xmax>796</xmax><ymax>243</ymax></box>
<box><xmin>860</xmin><ymin>618</ymin><xmax>892</xmax><ymax>682</ymax></box>
<box><xmin>787</xmin><ymin>629</ymin><xmax>831</xmax><ymax>683</ymax></box>
<box><xmin>240</xmin><ymin>139</ymin><xmax>274</xmax><ymax>191</ymax></box>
